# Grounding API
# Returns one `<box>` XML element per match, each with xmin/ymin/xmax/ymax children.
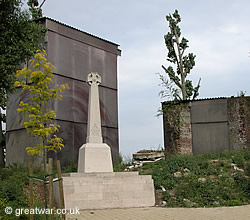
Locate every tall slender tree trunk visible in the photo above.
<box><xmin>43</xmin><ymin>142</ymin><xmax>48</xmax><ymax>220</ymax></box>
<box><xmin>181</xmin><ymin>74</ymin><xmax>187</xmax><ymax>100</ymax></box>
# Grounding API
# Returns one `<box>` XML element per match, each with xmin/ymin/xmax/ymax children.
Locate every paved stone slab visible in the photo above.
<box><xmin>66</xmin><ymin>205</ymin><xmax>250</xmax><ymax>220</ymax></box>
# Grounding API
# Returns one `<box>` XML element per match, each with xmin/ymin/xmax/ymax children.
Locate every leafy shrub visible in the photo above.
<box><xmin>0</xmin><ymin>164</ymin><xmax>61</xmax><ymax>219</ymax></box>
<box><xmin>0</xmin><ymin>164</ymin><xmax>29</xmax><ymax>219</ymax></box>
<box><xmin>62</xmin><ymin>161</ymin><xmax>77</xmax><ymax>173</ymax></box>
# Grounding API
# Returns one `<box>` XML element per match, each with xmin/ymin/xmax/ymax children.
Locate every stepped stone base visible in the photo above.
<box><xmin>54</xmin><ymin>172</ymin><xmax>155</xmax><ymax>210</ymax></box>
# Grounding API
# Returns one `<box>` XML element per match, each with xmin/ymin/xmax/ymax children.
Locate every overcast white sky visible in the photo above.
<box><xmin>38</xmin><ymin>0</ymin><xmax>250</xmax><ymax>158</ymax></box>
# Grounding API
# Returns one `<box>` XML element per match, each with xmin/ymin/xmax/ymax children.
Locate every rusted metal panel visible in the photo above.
<box><xmin>49</xmin><ymin>75</ymin><xmax>118</xmax><ymax>128</ymax></box>
<box><xmin>6</xmin><ymin>89</ymin><xmax>29</xmax><ymax>131</ymax></box>
<box><xmin>6</xmin><ymin>129</ymin><xmax>42</xmax><ymax>166</ymax></box>
<box><xmin>47</xmin><ymin>31</ymin><xmax>118</xmax><ymax>90</ymax></box>
<box><xmin>191</xmin><ymin>99</ymin><xmax>228</xmax><ymax>123</ymax></box>
<box><xmin>191</xmin><ymin>99</ymin><xmax>229</xmax><ymax>154</ymax></box>
<box><xmin>47</xmin><ymin>121</ymin><xmax>85</xmax><ymax>166</ymax></box>
<box><xmin>47</xmin><ymin>122</ymin><xmax>119</xmax><ymax>167</ymax></box>
<box><xmin>45</xmin><ymin>18</ymin><xmax>121</xmax><ymax>56</ymax></box>
<box><xmin>99</xmin><ymin>87</ymin><xmax>118</xmax><ymax>128</ymax></box>
<box><xmin>192</xmin><ymin>123</ymin><xmax>229</xmax><ymax>154</ymax></box>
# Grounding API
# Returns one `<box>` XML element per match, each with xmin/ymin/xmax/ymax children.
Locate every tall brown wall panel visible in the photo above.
<box><xmin>6</xmin><ymin>18</ymin><xmax>120</xmax><ymax>166</ymax></box>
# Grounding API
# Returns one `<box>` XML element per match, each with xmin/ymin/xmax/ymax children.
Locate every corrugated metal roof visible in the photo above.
<box><xmin>161</xmin><ymin>96</ymin><xmax>244</xmax><ymax>104</ymax></box>
<box><xmin>38</xmin><ymin>17</ymin><xmax>120</xmax><ymax>46</ymax></box>
<box><xmin>190</xmin><ymin>97</ymin><xmax>228</xmax><ymax>101</ymax></box>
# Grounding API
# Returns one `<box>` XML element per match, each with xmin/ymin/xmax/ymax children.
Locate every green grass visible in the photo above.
<box><xmin>139</xmin><ymin>149</ymin><xmax>250</xmax><ymax>207</ymax></box>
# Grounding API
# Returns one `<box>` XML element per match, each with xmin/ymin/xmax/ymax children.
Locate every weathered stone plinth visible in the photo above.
<box><xmin>78</xmin><ymin>143</ymin><xmax>113</xmax><ymax>173</ymax></box>
<box><xmin>54</xmin><ymin>172</ymin><xmax>155</xmax><ymax>210</ymax></box>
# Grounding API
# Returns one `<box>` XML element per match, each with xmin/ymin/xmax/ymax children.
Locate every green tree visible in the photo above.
<box><xmin>14</xmin><ymin>49</ymin><xmax>68</xmax><ymax>164</ymax></box>
<box><xmin>15</xmin><ymin>50</ymin><xmax>68</xmax><ymax>215</ymax></box>
<box><xmin>0</xmin><ymin>0</ymin><xmax>46</xmax><ymax>167</ymax></box>
<box><xmin>159</xmin><ymin>9</ymin><xmax>201</xmax><ymax>100</ymax></box>
<box><xmin>27</xmin><ymin>0</ymin><xmax>48</xmax><ymax>19</ymax></box>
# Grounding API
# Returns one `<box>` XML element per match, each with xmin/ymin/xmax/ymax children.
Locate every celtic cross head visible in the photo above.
<box><xmin>87</xmin><ymin>72</ymin><xmax>102</xmax><ymax>85</ymax></box>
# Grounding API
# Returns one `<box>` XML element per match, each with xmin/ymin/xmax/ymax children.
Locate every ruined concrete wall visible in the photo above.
<box><xmin>162</xmin><ymin>102</ymin><xmax>192</xmax><ymax>155</ymax></box>
<box><xmin>228</xmin><ymin>97</ymin><xmax>250</xmax><ymax>150</ymax></box>
<box><xmin>162</xmin><ymin>108</ymin><xmax>178</xmax><ymax>154</ymax></box>
<box><xmin>177</xmin><ymin>104</ymin><xmax>192</xmax><ymax>154</ymax></box>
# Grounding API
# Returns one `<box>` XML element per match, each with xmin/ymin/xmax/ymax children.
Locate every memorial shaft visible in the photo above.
<box><xmin>86</xmin><ymin>72</ymin><xmax>103</xmax><ymax>143</ymax></box>
<box><xmin>78</xmin><ymin>72</ymin><xmax>113</xmax><ymax>173</ymax></box>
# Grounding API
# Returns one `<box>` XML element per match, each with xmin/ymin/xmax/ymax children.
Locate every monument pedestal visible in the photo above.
<box><xmin>54</xmin><ymin>172</ymin><xmax>155</xmax><ymax>210</ymax></box>
<box><xmin>55</xmin><ymin>73</ymin><xmax>155</xmax><ymax>210</ymax></box>
<box><xmin>78</xmin><ymin>143</ymin><xmax>113</xmax><ymax>173</ymax></box>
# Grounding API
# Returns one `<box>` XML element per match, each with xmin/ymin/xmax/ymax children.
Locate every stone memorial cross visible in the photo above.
<box><xmin>86</xmin><ymin>72</ymin><xmax>103</xmax><ymax>143</ymax></box>
<box><xmin>78</xmin><ymin>72</ymin><xmax>113</xmax><ymax>172</ymax></box>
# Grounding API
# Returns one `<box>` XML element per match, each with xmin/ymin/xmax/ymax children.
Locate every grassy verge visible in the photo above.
<box><xmin>139</xmin><ymin>148</ymin><xmax>250</xmax><ymax>207</ymax></box>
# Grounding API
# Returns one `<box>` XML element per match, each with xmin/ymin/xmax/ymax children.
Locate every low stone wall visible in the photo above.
<box><xmin>228</xmin><ymin>97</ymin><xmax>250</xmax><ymax>150</ymax></box>
<box><xmin>176</xmin><ymin>105</ymin><xmax>192</xmax><ymax>154</ymax></box>
<box><xmin>162</xmin><ymin>102</ymin><xmax>192</xmax><ymax>155</ymax></box>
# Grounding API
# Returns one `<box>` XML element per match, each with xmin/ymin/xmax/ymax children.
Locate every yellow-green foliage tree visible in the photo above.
<box><xmin>14</xmin><ymin>50</ymin><xmax>68</xmax><ymax>169</ymax></box>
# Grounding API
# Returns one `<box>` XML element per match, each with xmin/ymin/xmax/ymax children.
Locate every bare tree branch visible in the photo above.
<box><xmin>192</xmin><ymin>78</ymin><xmax>201</xmax><ymax>100</ymax></box>
<box><xmin>39</xmin><ymin>0</ymin><xmax>47</xmax><ymax>8</ymax></box>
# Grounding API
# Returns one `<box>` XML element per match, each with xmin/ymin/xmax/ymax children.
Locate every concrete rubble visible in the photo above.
<box><xmin>125</xmin><ymin>150</ymin><xmax>165</xmax><ymax>171</ymax></box>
